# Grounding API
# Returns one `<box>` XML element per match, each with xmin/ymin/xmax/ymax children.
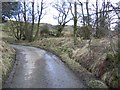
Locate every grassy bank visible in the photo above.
<box><xmin>0</xmin><ymin>24</ymin><xmax>15</xmax><ymax>89</ymax></box>
<box><xmin>15</xmin><ymin>37</ymin><xmax>111</xmax><ymax>88</ymax></box>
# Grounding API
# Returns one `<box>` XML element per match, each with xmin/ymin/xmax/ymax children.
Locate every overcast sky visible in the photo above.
<box><xmin>3</xmin><ymin>0</ymin><xmax>119</xmax><ymax>26</ymax></box>
<box><xmin>38</xmin><ymin>0</ymin><xmax>119</xmax><ymax>25</ymax></box>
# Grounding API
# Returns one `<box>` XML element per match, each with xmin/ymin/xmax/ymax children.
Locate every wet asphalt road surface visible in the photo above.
<box><xmin>4</xmin><ymin>45</ymin><xmax>86</xmax><ymax>88</ymax></box>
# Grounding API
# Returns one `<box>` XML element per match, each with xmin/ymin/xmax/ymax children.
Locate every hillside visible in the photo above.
<box><xmin>1</xmin><ymin>22</ymin><xmax>119</xmax><ymax>88</ymax></box>
<box><xmin>15</xmin><ymin>35</ymin><xmax>118</xmax><ymax>88</ymax></box>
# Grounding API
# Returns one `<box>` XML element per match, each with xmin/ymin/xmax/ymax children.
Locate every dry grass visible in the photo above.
<box><xmin>2</xmin><ymin>22</ymin><xmax>118</xmax><ymax>88</ymax></box>
<box><xmin>17</xmin><ymin>37</ymin><xmax>113</xmax><ymax>88</ymax></box>
<box><xmin>0</xmin><ymin>27</ymin><xmax>15</xmax><ymax>88</ymax></box>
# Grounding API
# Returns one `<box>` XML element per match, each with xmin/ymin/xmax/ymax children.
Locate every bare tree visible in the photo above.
<box><xmin>86</xmin><ymin>0</ymin><xmax>92</xmax><ymax>57</ymax></box>
<box><xmin>69</xmin><ymin>0</ymin><xmax>79</xmax><ymax>45</ymax></box>
<box><xmin>95</xmin><ymin>0</ymin><xmax>99</xmax><ymax>37</ymax></box>
<box><xmin>29</xmin><ymin>0</ymin><xmax>35</xmax><ymax>42</ymax></box>
<box><xmin>8</xmin><ymin>2</ymin><xmax>24</xmax><ymax>40</ymax></box>
<box><xmin>110</xmin><ymin>2</ymin><xmax>120</xmax><ymax>64</ymax></box>
<box><xmin>53</xmin><ymin>0</ymin><xmax>73</xmax><ymax>36</ymax></box>
<box><xmin>86</xmin><ymin>0</ymin><xmax>90</xmax><ymax>26</ymax></box>
<box><xmin>28</xmin><ymin>0</ymin><xmax>47</xmax><ymax>41</ymax></box>
<box><xmin>23</xmin><ymin>1</ymin><xmax>28</xmax><ymax>40</ymax></box>
<box><xmin>73</xmin><ymin>1</ymin><xmax>77</xmax><ymax>45</ymax></box>
<box><xmin>89</xmin><ymin>0</ymin><xmax>109</xmax><ymax>38</ymax></box>
<box><xmin>34</xmin><ymin>0</ymin><xmax>47</xmax><ymax>40</ymax></box>
<box><xmin>78</xmin><ymin>0</ymin><xmax>85</xmax><ymax>26</ymax></box>
<box><xmin>7</xmin><ymin>0</ymin><xmax>47</xmax><ymax>41</ymax></box>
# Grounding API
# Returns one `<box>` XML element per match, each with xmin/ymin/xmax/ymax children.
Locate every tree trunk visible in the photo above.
<box><xmin>81</xmin><ymin>3</ymin><xmax>85</xmax><ymax>26</ymax></box>
<box><xmin>74</xmin><ymin>1</ymin><xmax>77</xmax><ymax>45</ymax></box>
<box><xmin>34</xmin><ymin>1</ymin><xmax>43</xmax><ymax>40</ymax></box>
<box><xmin>86</xmin><ymin>0</ymin><xmax>92</xmax><ymax>57</ymax></box>
<box><xmin>86</xmin><ymin>1</ymin><xmax>90</xmax><ymax>26</ymax></box>
<box><xmin>23</xmin><ymin>1</ymin><xmax>28</xmax><ymax>40</ymax></box>
<box><xmin>56</xmin><ymin>23</ymin><xmax>65</xmax><ymax>37</ymax></box>
<box><xmin>95</xmin><ymin>0</ymin><xmax>99</xmax><ymax>38</ymax></box>
<box><xmin>29</xmin><ymin>1</ymin><xmax>35</xmax><ymax>42</ymax></box>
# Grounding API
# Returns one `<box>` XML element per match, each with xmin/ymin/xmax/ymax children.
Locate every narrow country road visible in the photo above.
<box><xmin>4</xmin><ymin>45</ymin><xmax>86</xmax><ymax>88</ymax></box>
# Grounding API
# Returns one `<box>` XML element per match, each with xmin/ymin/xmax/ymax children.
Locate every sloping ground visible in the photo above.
<box><xmin>2</xmin><ymin>22</ymin><xmax>119</xmax><ymax>88</ymax></box>
<box><xmin>0</xmin><ymin>29</ymin><xmax>15</xmax><ymax>89</ymax></box>
<box><xmin>71</xmin><ymin>37</ymin><xmax>119</xmax><ymax>88</ymax></box>
<box><xmin>22</xmin><ymin>36</ymin><xmax>119</xmax><ymax>88</ymax></box>
<box><xmin>18</xmin><ymin>37</ymin><xmax>116</xmax><ymax>88</ymax></box>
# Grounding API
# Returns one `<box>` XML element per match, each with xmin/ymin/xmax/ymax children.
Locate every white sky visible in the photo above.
<box><xmin>8</xmin><ymin>0</ymin><xmax>119</xmax><ymax>26</ymax></box>
<box><xmin>39</xmin><ymin>0</ymin><xmax>120</xmax><ymax>25</ymax></box>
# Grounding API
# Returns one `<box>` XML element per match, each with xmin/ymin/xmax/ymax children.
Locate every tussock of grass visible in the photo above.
<box><xmin>0</xmin><ymin>28</ymin><xmax>15</xmax><ymax>88</ymax></box>
<box><xmin>0</xmin><ymin>41</ymin><xmax>15</xmax><ymax>85</ymax></box>
<box><xmin>88</xmin><ymin>80</ymin><xmax>108</xmax><ymax>88</ymax></box>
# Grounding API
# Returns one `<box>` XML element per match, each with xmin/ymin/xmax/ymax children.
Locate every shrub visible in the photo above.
<box><xmin>40</xmin><ymin>24</ymin><xmax>49</xmax><ymax>37</ymax></box>
<box><xmin>77</xmin><ymin>26</ymin><xmax>92</xmax><ymax>39</ymax></box>
<box><xmin>88</xmin><ymin>80</ymin><xmax>108</xmax><ymax>88</ymax></box>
